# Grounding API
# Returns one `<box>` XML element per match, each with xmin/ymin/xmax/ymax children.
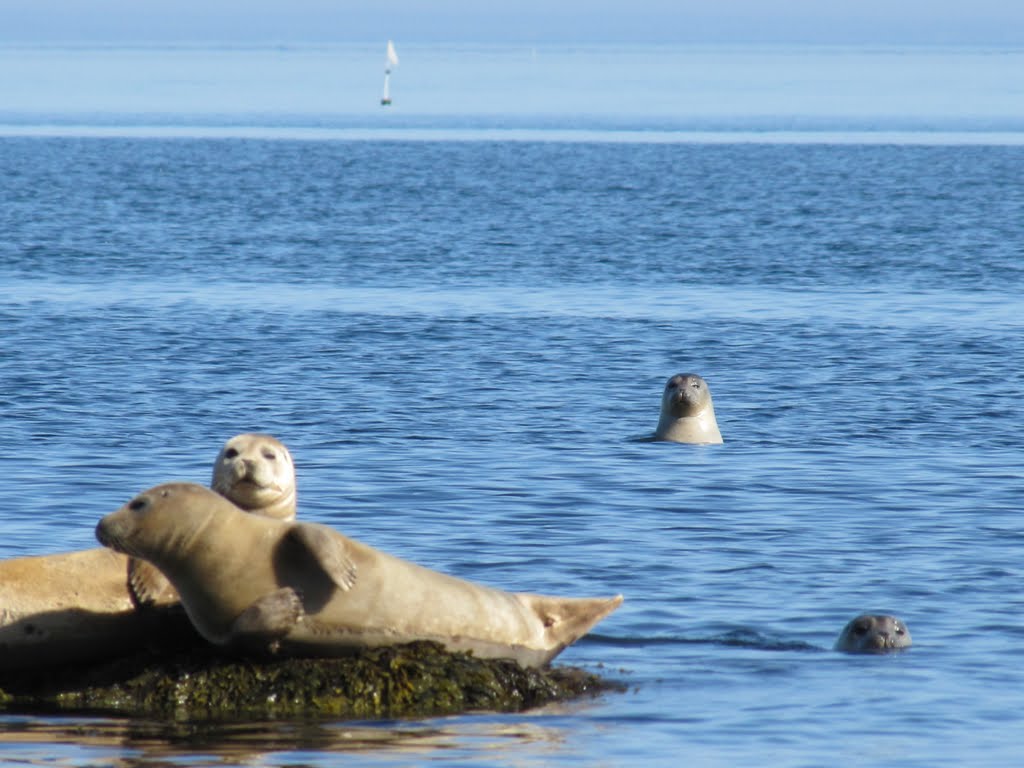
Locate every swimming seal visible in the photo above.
<box><xmin>129</xmin><ymin>433</ymin><xmax>298</xmax><ymax>606</ymax></box>
<box><xmin>833</xmin><ymin>614</ymin><xmax>912</xmax><ymax>653</ymax></box>
<box><xmin>652</xmin><ymin>373</ymin><xmax>723</xmax><ymax>444</ymax></box>
<box><xmin>97</xmin><ymin>482</ymin><xmax>623</xmax><ymax>668</ymax></box>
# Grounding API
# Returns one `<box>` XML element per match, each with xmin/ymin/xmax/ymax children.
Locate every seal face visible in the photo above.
<box><xmin>211</xmin><ymin>433</ymin><xmax>297</xmax><ymax>521</ymax></box>
<box><xmin>97</xmin><ymin>482</ymin><xmax>623</xmax><ymax>667</ymax></box>
<box><xmin>652</xmin><ymin>373</ymin><xmax>723</xmax><ymax>444</ymax></box>
<box><xmin>834</xmin><ymin>614</ymin><xmax>912</xmax><ymax>653</ymax></box>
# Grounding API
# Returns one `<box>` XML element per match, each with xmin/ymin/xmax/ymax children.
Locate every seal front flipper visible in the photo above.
<box><xmin>127</xmin><ymin>557</ymin><xmax>178</xmax><ymax>608</ymax></box>
<box><xmin>287</xmin><ymin>523</ymin><xmax>357</xmax><ymax>592</ymax></box>
<box><xmin>229</xmin><ymin>586</ymin><xmax>305</xmax><ymax>651</ymax></box>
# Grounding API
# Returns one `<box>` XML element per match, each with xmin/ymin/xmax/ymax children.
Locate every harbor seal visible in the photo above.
<box><xmin>0</xmin><ymin>547</ymin><xmax>151</xmax><ymax>671</ymax></box>
<box><xmin>652</xmin><ymin>373</ymin><xmax>723</xmax><ymax>444</ymax></box>
<box><xmin>211</xmin><ymin>432</ymin><xmax>297</xmax><ymax>521</ymax></box>
<box><xmin>96</xmin><ymin>482</ymin><xmax>623</xmax><ymax>668</ymax></box>
<box><xmin>128</xmin><ymin>433</ymin><xmax>299</xmax><ymax>606</ymax></box>
<box><xmin>834</xmin><ymin>614</ymin><xmax>912</xmax><ymax>654</ymax></box>
<box><xmin>0</xmin><ymin>433</ymin><xmax>300</xmax><ymax>671</ymax></box>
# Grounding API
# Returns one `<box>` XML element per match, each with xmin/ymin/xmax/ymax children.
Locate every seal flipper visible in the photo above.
<box><xmin>288</xmin><ymin>523</ymin><xmax>358</xmax><ymax>592</ymax></box>
<box><xmin>229</xmin><ymin>586</ymin><xmax>304</xmax><ymax>651</ymax></box>
<box><xmin>127</xmin><ymin>557</ymin><xmax>179</xmax><ymax>608</ymax></box>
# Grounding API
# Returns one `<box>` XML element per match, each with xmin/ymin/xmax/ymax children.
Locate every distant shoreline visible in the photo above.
<box><xmin>3</xmin><ymin>123</ymin><xmax>1024</xmax><ymax>146</ymax></box>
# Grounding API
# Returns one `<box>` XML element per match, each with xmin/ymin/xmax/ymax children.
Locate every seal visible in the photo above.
<box><xmin>0</xmin><ymin>547</ymin><xmax>149</xmax><ymax>671</ymax></box>
<box><xmin>128</xmin><ymin>433</ymin><xmax>299</xmax><ymax>606</ymax></box>
<box><xmin>96</xmin><ymin>482</ymin><xmax>623</xmax><ymax>668</ymax></box>
<box><xmin>211</xmin><ymin>432</ymin><xmax>297</xmax><ymax>521</ymax></box>
<box><xmin>652</xmin><ymin>373</ymin><xmax>723</xmax><ymax>444</ymax></box>
<box><xmin>0</xmin><ymin>433</ymin><xmax>300</xmax><ymax>671</ymax></box>
<box><xmin>833</xmin><ymin>614</ymin><xmax>912</xmax><ymax>653</ymax></box>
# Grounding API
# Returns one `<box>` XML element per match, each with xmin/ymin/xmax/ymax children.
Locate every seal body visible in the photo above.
<box><xmin>0</xmin><ymin>548</ymin><xmax>182</xmax><ymax>672</ymax></box>
<box><xmin>834</xmin><ymin>614</ymin><xmax>912</xmax><ymax>653</ymax></box>
<box><xmin>652</xmin><ymin>373</ymin><xmax>723</xmax><ymax>444</ymax></box>
<box><xmin>97</xmin><ymin>483</ymin><xmax>623</xmax><ymax>668</ymax></box>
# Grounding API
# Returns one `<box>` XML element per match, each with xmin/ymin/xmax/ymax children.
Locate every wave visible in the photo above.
<box><xmin>581</xmin><ymin>630</ymin><xmax>823</xmax><ymax>653</ymax></box>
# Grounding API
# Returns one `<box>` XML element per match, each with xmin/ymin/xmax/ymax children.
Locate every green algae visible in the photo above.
<box><xmin>0</xmin><ymin>641</ymin><xmax>618</xmax><ymax>720</ymax></box>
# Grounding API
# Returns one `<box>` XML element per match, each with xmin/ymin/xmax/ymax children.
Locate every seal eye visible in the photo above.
<box><xmin>262</xmin><ymin>450</ymin><xmax>277</xmax><ymax>461</ymax></box>
<box><xmin>224</xmin><ymin>448</ymin><xmax>239</xmax><ymax>459</ymax></box>
<box><xmin>852</xmin><ymin>620</ymin><xmax>871</xmax><ymax>636</ymax></box>
<box><xmin>129</xmin><ymin>498</ymin><xmax>148</xmax><ymax>512</ymax></box>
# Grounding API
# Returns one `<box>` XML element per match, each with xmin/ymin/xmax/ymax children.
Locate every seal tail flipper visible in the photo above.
<box><xmin>522</xmin><ymin>593</ymin><xmax>624</xmax><ymax>650</ymax></box>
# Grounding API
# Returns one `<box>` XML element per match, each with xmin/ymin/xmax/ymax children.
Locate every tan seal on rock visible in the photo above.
<box><xmin>97</xmin><ymin>482</ymin><xmax>623</xmax><ymax>668</ymax></box>
<box><xmin>0</xmin><ymin>547</ymin><xmax>149</xmax><ymax>671</ymax></box>
<box><xmin>128</xmin><ymin>433</ymin><xmax>299</xmax><ymax>607</ymax></box>
<box><xmin>834</xmin><ymin>614</ymin><xmax>912</xmax><ymax>653</ymax></box>
<box><xmin>652</xmin><ymin>373</ymin><xmax>723</xmax><ymax>444</ymax></box>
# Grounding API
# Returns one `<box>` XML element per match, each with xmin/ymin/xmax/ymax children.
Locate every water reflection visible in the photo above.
<box><xmin>0</xmin><ymin>711</ymin><xmax>580</xmax><ymax>766</ymax></box>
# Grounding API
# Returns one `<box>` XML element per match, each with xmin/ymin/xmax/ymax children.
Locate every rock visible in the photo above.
<box><xmin>0</xmin><ymin>639</ymin><xmax>619</xmax><ymax>720</ymax></box>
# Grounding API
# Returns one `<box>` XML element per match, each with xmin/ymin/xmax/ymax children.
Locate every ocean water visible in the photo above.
<box><xmin>2</xmin><ymin>43</ymin><xmax>1024</xmax><ymax>767</ymax></box>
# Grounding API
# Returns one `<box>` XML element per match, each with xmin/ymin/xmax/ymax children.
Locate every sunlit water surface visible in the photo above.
<box><xmin>1</xmin><ymin>43</ymin><xmax>1024</xmax><ymax>767</ymax></box>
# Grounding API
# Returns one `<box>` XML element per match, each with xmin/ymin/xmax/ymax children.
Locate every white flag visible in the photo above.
<box><xmin>386</xmin><ymin>40</ymin><xmax>399</xmax><ymax>67</ymax></box>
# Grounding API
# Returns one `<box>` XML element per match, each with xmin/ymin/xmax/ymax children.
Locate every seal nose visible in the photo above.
<box><xmin>95</xmin><ymin>517</ymin><xmax>121</xmax><ymax>551</ymax></box>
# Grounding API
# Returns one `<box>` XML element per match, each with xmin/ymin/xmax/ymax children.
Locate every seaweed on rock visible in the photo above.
<box><xmin>0</xmin><ymin>640</ymin><xmax>618</xmax><ymax>720</ymax></box>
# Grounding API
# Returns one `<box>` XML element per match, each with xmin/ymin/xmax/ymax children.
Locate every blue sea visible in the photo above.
<box><xmin>1</xmin><ymin>43</ymin><xmax>1024</xmax><ymax>767</ymax></box>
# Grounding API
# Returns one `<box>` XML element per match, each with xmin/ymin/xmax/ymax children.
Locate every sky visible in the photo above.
<box><xmin>2</xmin><ymin>0</ymin><xmax>1024</xmax><ymax>45</ymax></box>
